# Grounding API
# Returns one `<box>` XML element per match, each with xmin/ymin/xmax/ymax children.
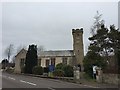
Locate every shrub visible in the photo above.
<box><xmin>83</xmin><ymin>51</ymin><xmax>106</xmax><ymax>77</ymax></box>
<box><xmin>55</xmin><ymin>63</ymin><xmax>74</xmax><ymax>77</ymax></box>
<box><xmin>55</xmin><ymin>63</ymin><xmax>66</xmax><ymax>70</ymax></box>
<box><xmin>53</xmin><ymin>69</ymin><xmax>64</xmax><ymax>77</ymax></box>
<box><xmin>63</xmin><ymin>65</ymin><xmax>73</xmax><ymax>77</ymax></box>
<box><xmin>43</xmin><ymin>67</ymin><xmax>49</xmax><ymax>73</ymax></box>
<box><xmin>32</xmin><ymin>66</ymin><xmax>43</xmax><ymax>75</ymax></box>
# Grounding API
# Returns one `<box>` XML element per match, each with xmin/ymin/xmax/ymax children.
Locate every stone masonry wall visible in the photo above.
<box><xmin>102</xmin><ymin>74</ymin><xmax>120</xmax><ymax>85</ymax></box>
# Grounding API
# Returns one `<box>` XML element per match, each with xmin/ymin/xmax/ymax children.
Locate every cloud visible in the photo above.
<box><xmin>2</xmin><ymin>2</ymin><xmax>118</xmax><ymax>60</ymax></box>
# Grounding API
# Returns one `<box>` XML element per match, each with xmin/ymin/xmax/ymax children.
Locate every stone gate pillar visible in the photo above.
<box><xmin>96</xmin><ymin>67</ymin><xmax>103</xmax><ymax>83</ymax></box>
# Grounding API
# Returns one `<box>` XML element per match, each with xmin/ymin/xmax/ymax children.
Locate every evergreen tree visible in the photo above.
<box><xmin>1</xmin><ymin>59</ymin><xmax>9</xmax><ymax>69</ymax></box>
<box><xmin>84</xmin><ymin>24</ymin><xmax>120</xmax><ymax>76</ymax></box>
<box><xmin>83</xmin><ymin>51</ymin><xmax>105</xmax><ymax>77</ymax></box>
<box><xmin>108</xmin><ymin>25</ymin><xmax>120</xmax><ymax>54</ymax></box>
<box><xmin>25</xmin><ymin>44</ymin><xmax>38</xmax><ymax>74</ymax></box>
<box><xmin>117</xmin><ymin>50</ymin><xmax>120</xmax><ymax>73</ymax></box>
<box><xmin>84</xmin><ymin>25</ymin><xmax>109</xmax><ymax>76</ymax></box>
<box><xmin>108</xmin><ymin>25</ymin><xmax>120</xmax><ymax>73</ymax></box>
<box><xmin>89</xmin><ymin>25</ymin><xmax>111</xmax><ymax>57</ymax></box>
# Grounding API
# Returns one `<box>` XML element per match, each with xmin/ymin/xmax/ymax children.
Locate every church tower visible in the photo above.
<box><xmin>72</xmin><ymin>28</ymin><xmax>84</xmax><ymax>71</ymax></box>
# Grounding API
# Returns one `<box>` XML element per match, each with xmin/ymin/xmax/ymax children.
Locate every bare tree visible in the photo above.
<box><xmin>4</xmin><ymin>44</ymin><xmax>14</xmax><ymax>62</ymax></box>
<box><xmin>91</xmin><ymin>11</ymin><xmax>105</xmax><ymax>35</ymax></box>
<box><xmin>37</xmin><ymin>45</ymin><xmax>46</xmax><ymax>55</ymax></box>
<box><xmin>11</xmin><ymin>55</ymin><xmax>16</xmax><ymax>63</ymax></box>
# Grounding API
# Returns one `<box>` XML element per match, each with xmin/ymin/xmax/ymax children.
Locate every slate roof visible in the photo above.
<box><xmin>38</xmin><ymin>50</ymin><xmax>74</xmax><ymax>57</ymax></box>
<box><xmin>16</xmin><ymin>48</ymin><xmax>74</xmax><ymax>57</ymax></box>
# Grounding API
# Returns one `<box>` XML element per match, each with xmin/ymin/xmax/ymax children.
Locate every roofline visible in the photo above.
<box><xmin>15</xmin><ymin>48</ymin><xmax>27</xmax><ymax>57</ymax></box>
<box><xmin>42</xmin><ymin>50</ymin><xmax>73</xmax><ymax>52</ymax></box>
<box><xmin>38</xmin><ymin>55</ymin><xmax>75</xmax><ymax>58</ymax></box>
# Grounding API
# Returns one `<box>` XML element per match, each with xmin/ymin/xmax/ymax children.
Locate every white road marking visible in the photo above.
<box><xmin>8</xmin><ymin>77</ymin><xmax>16</xmax><ymax>80</ymax></box>
<box><xmin>83</xmin><ymin>84</ymin><xmax>99</xmax><ymax>88</ymax></box>
<box><xmin>48</xmin><ymin>87</ymin><xmax>56</xmax><ymax>90</ymax></box>
<box><xmin>20</xmin><ymin>80</ymin><xmax>36</xmax><ymax>86</ymax></box>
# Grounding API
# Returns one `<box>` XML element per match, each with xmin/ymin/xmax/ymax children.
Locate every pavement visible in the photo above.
<box><xmin>1</xmin><ymin>72</ymin><xmax>120</xmax><ymax>90</ymax></box>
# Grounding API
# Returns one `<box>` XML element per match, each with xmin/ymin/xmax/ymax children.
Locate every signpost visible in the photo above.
<box><xmin>49</xmin><ymin>65</ymin><xmax>55</xmax><ymax>72</ymax></box>
<box><xmin>48</xmin><ymin>65</ymin><xmax>55</xmax><ymax>77</ymax></box>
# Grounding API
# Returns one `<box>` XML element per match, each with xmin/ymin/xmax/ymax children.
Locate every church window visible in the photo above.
<box><xmin>46</xmin><ymin>59</ymin><xmax>50</xmax><ymax>67</ymax></box>
<box><xmin>62</xmin><ymin>57</ymin><xmax>67</xmax><ymax>65</ymax></box>
<box><xmin>51</xmin><ymin>58</ymin><xmax>55</xmax><ymax>66</ymax></box>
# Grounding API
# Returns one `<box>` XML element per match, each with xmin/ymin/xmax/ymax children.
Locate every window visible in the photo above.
<box><xmin>46</xmin><ymin>59</ymin><xmax>50</xmax><ymax>67</ymax></box>
<box><xmin>20</xmin><ymin>58</ymin><xmax>25</xmax><ymax>67</ymax></box>
<box><xmin>62</xmin><ymin>57</ymin><xmax>67</xmax><ymax>65</ymax></box>
<box><xmin>51</xmin><ymin>58</ymin><xmax>55</xmax><ymax>66</ymax></box>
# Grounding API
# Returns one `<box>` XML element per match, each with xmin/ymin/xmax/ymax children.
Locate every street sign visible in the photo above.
<box><xmin>49</xmin><ymin>65</ymin><xmax>55</xmax><ymax>72</ymax></box>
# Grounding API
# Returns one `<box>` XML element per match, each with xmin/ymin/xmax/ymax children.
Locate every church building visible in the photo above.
<box><xmin>14</xmin><ymin>28</ymin><xmax>84</xmax><ymax>73</ymax></box>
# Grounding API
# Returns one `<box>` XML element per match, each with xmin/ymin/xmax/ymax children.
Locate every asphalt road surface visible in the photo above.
<box><xmin>1</xmin><ymin>72</ymin><xmax>98</xmax><ymax>89</ymax></box>
<box><xmin>1</xmin><ymin>72</ymin><xmax>118</xmax><ymax>90</ymax></box>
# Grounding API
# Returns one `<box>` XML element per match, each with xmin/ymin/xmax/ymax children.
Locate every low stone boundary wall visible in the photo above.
<box><xmin>102</xmin><ymin>74</ymin><xmax>120</xmax><ymax>85</ymax></box>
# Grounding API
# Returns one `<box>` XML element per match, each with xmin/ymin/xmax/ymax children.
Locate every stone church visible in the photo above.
<box><xmin>14</xmin><ymin>28</ymin><xmax>84</xmax><ymax>73</ymax></box>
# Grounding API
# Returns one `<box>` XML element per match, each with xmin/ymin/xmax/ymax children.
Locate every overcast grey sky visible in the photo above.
<box><xmin>1</xmin><ymin>1</ymin><xmax>118</xmax><ymax>61</ymax></box>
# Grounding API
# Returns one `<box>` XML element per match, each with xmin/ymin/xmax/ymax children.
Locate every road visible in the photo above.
<box><xmin>1</xmin><ymin>72</ymin><xmax>100</xmax><ymax>90</ymax></box>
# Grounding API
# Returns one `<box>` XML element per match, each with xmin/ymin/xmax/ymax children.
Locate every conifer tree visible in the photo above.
<box><xmin>84</xmin><ymin>24</ymin><xmax>120</xmax><ymax>76</ymax></box>
<box><xmin>108</xmin><ymin>25</ymin><xmax>120</xmax><ymax>73</ymax></box>
<box><xmin>25</xmin><ymin>44</ymin><xmax>38</xmax><ymax>74</ymax></box>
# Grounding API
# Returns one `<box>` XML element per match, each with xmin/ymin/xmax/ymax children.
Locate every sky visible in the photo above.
<box><xmin>0</xmin><ymin>0</ymin><xmax>119</xmax><ymax>61</ymax></box>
